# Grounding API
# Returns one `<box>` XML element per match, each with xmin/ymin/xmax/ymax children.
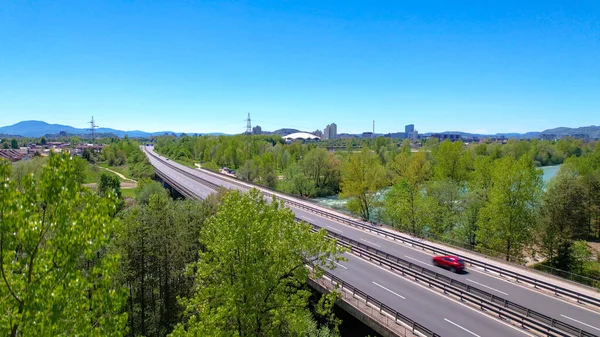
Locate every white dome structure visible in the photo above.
<box><xmin>283</xmin><ymin>132</ymin><xmax>320</xmax><ymax>141</ymax></box>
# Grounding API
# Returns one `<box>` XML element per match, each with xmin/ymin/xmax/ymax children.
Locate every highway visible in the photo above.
<box><xmin>330</xmin><ymin>253</ymin><xmax>528</xmax><ymax>337</ymax></box>
<box><xmin>144</xmin><ymin>146</ymin><xmax>600</xmax><ymax>336</ymax></box>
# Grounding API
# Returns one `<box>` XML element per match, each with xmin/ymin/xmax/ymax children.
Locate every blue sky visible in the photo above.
<box><xmin>1</xmin><ymin>1</ymin><xmax>598</xmax><ymax>135</ymax></box>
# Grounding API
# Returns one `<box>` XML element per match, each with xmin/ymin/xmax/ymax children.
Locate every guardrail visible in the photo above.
<box><xmin>311</xmin><ymin>267</ymin><xmax>441</xmax><ymax>337</ymax></box>
<box><xmin>144</xmin><ymin>147</ymin><xmax>600</xmax><ymax>313</ymax></box>
<box><xmin>312</xmin><ymin>224</ymin><xmax>597</xmax><ymax>337</ymax></box>
<box><xmin>149</xmin><ymin>151</ymin><xmax>596</xmax><ymax>337</ymax></box>
<box><xmin>150</xmin><ymin>152</ymin><xmax>443</xmax><ymax>337</ymax></box>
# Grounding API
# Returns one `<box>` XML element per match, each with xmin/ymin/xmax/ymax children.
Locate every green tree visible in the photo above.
<box><xmin>283</xmin><ymin>163</ymin><xmax>316</xmax><ymax>197</ymax></box>
<box><xmin>383</xmin><ymin>180</ymin><xmax>435</xmax><ymax>236</ymax></box>
<box><xmin>301</xmin><ymin>148</ymin><xmax>341</xmax><ymax>195</ymax></box>
<box><xmin>570</xmin><ymin>241</ymin><xmax>593</xmax><ymax>275</ymax></box>
<box><xmin>476</xmin><ymin>156</ymin><xmax>543</xmax><ymax>261</ymax></box>
<box><xmin>98</xmin><ymin>172</ymin><xmax>122</xmax><ymax>199</ymax></box>
<box><xmin>0</xmin><ymin>154</ymin><xmax>127</xmax><ymax>336</ymax></box>
<box><xmin>116</xmin><ymin>192</ymin><xmax>219</xmax><ymax>336</ymax></box>
<box><xmin>431</xmin><ymin>140</ymin><xmax>469</xmax><ymax>184</ymax></box>
<box><xmin>340</xmin><ymin>148</ymin><xmax>387</xmax><ymax>221</ymax></box>
<box><xmin>537</xmin><ymin>169</ymin><xmax>588</xmax><ymax>269</ymax></box>
<box><xmin>237</xmin><ymin>159</ymin><xmax>260</xmax><ymax>183</ymax></box>
<box><xmin>10</xmin><ymin>138</ymin><xmax>18</xmax><ymax>149</ymax></box>
<box><xmin>171</xmin><ymin>189</ymin><xmax>344</xmax><ymax>337</ymax></box>
<box><xmin>427</xmin><ymin>179</ymin><xmax>462</xmax><ymax>237</ymax></box>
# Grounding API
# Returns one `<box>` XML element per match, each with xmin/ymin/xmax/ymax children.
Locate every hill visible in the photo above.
<box><xmin>0</xmin><ymin>121</ymin><xmax>181</xmax><ymax>138</ymax></box>
<box><xmin>539</xmin><ymin>126</ymin><xmax>600</xmax><ymax>138</ymax></box>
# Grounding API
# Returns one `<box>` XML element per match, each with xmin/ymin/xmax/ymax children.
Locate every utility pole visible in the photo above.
<box><xmin>88</xmin><ymin>116</ymin><xmax>99</xmax><ymax>145</ymax></box>
<box><xmin>246</xmin><ymin>113</ymin><xmax>252</xmax><ymax>135</ymax></box>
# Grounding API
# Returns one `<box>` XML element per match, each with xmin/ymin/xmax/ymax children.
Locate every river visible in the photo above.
<box><xmin>312</xmin><ymin>165</ymin><xmax>563</xmax><ymax>214</ymax></box>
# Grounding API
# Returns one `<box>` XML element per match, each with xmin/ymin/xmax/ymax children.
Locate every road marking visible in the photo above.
<box><xmin>327</xmin><ymin>259</ymin><xmax>347</xmax><ymax>269</ymax></box>
<box><xmin>372</xmin><ymin>281</ymin><xmax>405</xmax><ymax>299</ymax></box>
<box><xmin>326</xmin><ymin>226</ymin><xmax>342</xmax><ymax>233</ymax></box>
<box><xmin>444</xmin><ymin>318</ymin><xmax>481</xmax><ymax>337</ymax></box>
<box><xmin>404</xmin><ymin>255</ymin><xmax>428</xmax><ymax>264</ymax></box>
<box><xmin>351</xmin><ymin>254</ymin><xmax>535</xmax><ymax>337</ymax></box>
<box><xmin>560</xmin><ymin>315</ymin><xmax>600</xmax><ymax>331</ymax></box>
<box><xmin>360</xmin><ymin>238</ymin><xmax>381</xmax><ymax>247</ymax></box>
<box><xmin>466</xmin><ymin>279</ymin><xmax>509</xmax><ymax>296</ymax></box>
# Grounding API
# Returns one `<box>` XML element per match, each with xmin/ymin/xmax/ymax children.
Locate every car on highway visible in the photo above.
<box><xmin>432</xmin><ymin>255</ymin><xmax>465</xmax><ymax>273</ymax></box>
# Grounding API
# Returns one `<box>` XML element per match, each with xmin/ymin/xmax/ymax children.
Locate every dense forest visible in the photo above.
<box><xmin>1</xmin><ymin>152</ymin><xmax>345</xmax><ymax>336</ymax></box>
<box><xmin>155</xmin><ymin>135</ymin><xmax>600</xmax><ymax>284</ymax></box>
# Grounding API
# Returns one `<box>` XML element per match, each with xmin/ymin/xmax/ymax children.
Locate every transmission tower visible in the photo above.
<box><xmin>246</xmin><ymin>113</ymin><xmax>252</xmax><ymax>134</ymax></box>
<box><xmin>88</xmin><ymin>116</ymin><xmax>99</xmax><ymax>145</ymax></box>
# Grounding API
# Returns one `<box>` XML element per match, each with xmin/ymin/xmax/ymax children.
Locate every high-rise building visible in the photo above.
<box><xmin>252</xmin><ymin>125</ymin><xmax>262</xmax><ymax>135</ymax></box>
<box><xmin>405</xmin><ymin>124</ymin><xmax>415</xmax><ymax>138</ymax></box>
<box><xmin>323</xmin><ymin>123</ymin><xmax>337</xmax><ymax>140</ymax></box>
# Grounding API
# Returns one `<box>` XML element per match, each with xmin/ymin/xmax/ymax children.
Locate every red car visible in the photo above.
<box><xmin>432</xmin><ymin>255</ymin><xmax>465</xmax><ymax>273</ymax></box>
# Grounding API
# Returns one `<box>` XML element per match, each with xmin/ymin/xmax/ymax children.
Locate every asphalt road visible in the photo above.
<box><xmin>330</xmin><ymin>253</ymin><xmax>529</xmax><ymax>337</ymax></box>
<box><xmin>144</xmin><ymin>146</ymin><xmax>600</xmax><ymax>335</ymax></box>
<box><xmin>294</xmin><ymin>208</ymin><xmax>600</xmax><ymax>334</ymax></box>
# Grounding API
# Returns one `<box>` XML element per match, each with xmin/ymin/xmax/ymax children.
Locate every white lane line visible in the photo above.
<box><xmin>444</xmin><ymin>318</ymin><xmax>481</xmax><ymax>337</ymax></box>
<box><xmin>327</xmin><ymin>259</ymin><xmax>347</xmax><ymax>270</ymax></box>
<box><xmin>404</xmin><ymin>255</ymin><xmax>428</xmax><ymax>264</ymax></box>
<box><xmin>372</xmin><ymin>281</ymin><xmax>405</xmax><ymax>299</ymax></box>
<box><xmin>560</xmin><ymin>314</ymin><xmax>600</xmax><ymax>331</ymax></box>
<box><xmin>326</xmin><ymin>226</ymin><xmax>342</xmax><ymax>233</ymax></box>
<box><xmin>466</xmin><ymin>279</ymin><xmax>509</xmax><ymax>296</ymax></box>
<box><xmin>360</xmin><ymin>238</ymin><xmax>381</xmax><ymax>248</ymax></box>
<box><xmin>352</xmin><ymin>254</ymin><xmax>534</xmax><ymax>337</ymax></box>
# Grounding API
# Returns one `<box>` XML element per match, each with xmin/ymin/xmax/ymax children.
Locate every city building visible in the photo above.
<box><xmin>312</xmin><ymin>129</ymin><xmax>323</xmax><ymax>138</ymax></box>
<box><xmin>408</xmin><ymin>130</ymin><xmax>419</xmax><ymax>141</ymax></box>
<box><xmin>252</xmin><ymin>125</ymin><xmax>262</xmax><ymax>135</ymax></box>
<box><xmin>361</xmin><ymin>132</ymin><xmax>373</xmax><ymax>138</ymax></box>
<box><xmin>405</xmin><ymin>124</ymin><xmax>415</xmax><ymax>138</ymax></box>
<box><xmin>430</xmin><ymin>133</ymin><xmax>461</xmax><ymax>141</ymax></box>
<box><xmin>323</xmin><ymin>123</ymin><xmax>337</xmax><ymax>140</ymax></box>
<box><xmin>384</xmin><ymin>132</ymin><xmax>406</xmax><ymax>139</ymax></box>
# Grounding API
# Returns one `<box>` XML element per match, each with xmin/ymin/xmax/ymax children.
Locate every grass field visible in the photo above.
<box><xmin>121</xmin><ymin>188</ymin><xmax>137</xmax><ymax>199</ymax></box>
<box><xmin>85</xmin><ymin>164</ymin><xmax>127</xmax><ymax>183</ymax></box>
<box><xmin>97</xmin><ymin>163</ymin><xmax>131</xmax><ymax>179</ymax></box>
<box><xmin>84</xmin><ymin>164</ymin><xmax>103</xmax><ymax>184</ymax></box>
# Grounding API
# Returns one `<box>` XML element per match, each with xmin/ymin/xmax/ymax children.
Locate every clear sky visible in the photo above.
<box><xmin>1</xmin><ymin>1</ymin><xmax>598</xmax><ymax>135</ymax></box>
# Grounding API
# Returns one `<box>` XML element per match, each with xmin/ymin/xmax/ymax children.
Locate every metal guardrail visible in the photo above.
<box><xmin>149</xmin><ymin>150</ymin><xmax>597</xmax><ymax>337</ymax></box>
<box><xmin>145</xmin><ymin>147</ymin><xmax>600</xmax><ymax>315</ymax></box>
<box><xmin>284</xmin><ymin>200</ymin><xmax>600</xmax><ymax>307</ymax></box>
<box><xmin>314</xmin><ymin>268</ymin><xmax>441</xmax><ymax>337</ymax></box>
<box><xmin>312</xmin><ymin>225</ymin><xmax>597</xmax><ymax>337</ymax></box>
<box><xmin>150</xmin><ymin>152</ymin><xmax>443</xmax><ymax>337</ymax></box>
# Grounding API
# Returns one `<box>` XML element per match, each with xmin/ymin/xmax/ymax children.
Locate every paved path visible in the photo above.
<box><xmin>98</xmin><ymin>166</ymin><xmax>137</xmax><ymax>183</ymax></box>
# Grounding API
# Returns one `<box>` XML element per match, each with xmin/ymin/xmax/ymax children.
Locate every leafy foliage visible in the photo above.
<box><xmin>114</xmin><ymin>191</ymin><xmax>220</xmax><ymax>337</ymax></box>
<box><xmin>0</xmin><ymin>153</ymin><xmax>127</xmax><ymax>336</ymax></box>
<box><xmin>171</xmin><ymin>189</ymin><xmax>345</xmax><ymax>337</ymax></box>
<box><xmin>340</xmin><ymin>148</ymin><xmax>387</xmax><ymax>221</ymax></box>
<box><xmin>476</xmin><ymin>156</ymin><xmax>543</xmax><ymax>261</ymax></box>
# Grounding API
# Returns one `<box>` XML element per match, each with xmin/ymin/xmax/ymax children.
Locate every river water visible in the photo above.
<box><xmin>312</xmin><ymin>165</ymin><xmax>562</xmax><ymax>213</ymax></box>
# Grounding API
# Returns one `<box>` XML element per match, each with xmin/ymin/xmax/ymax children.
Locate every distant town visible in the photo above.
<box><xmin>1</xmin><ymin>117</ymin><xmax>599</xmax><ymax>163</ymax></box>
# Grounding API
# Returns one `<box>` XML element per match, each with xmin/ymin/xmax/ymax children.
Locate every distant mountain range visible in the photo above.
<box><xmin>0</xmin><ymin>120</ymin><xmax>599</xmax><ymax>140</ymax></box>
<box><xmin>539</xmin><ymin>126</ymin><xmax>600</xmax><ymax>138</ymax></box>
<box><xmin>0</xmin><ymin>121</ymin><xmax>224</xmax><ymax>138</ymax></box>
